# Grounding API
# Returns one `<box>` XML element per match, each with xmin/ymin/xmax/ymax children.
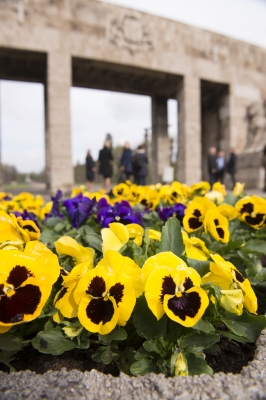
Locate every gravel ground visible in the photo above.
<box><xmin>0</xmin><ymin>330</ymin><xmax>266</xmax><ymax>400</ymax></box>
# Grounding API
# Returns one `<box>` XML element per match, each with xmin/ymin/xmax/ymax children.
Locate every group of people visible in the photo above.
<box><xmin>85</xmin><ymin>141</ymin><xmax>149</xmax><ymax>191</ymax></box>
<box><xmin>207</xmin><ymin>147</ymin><xmax>236</xmax><ymax>188</ymax></box>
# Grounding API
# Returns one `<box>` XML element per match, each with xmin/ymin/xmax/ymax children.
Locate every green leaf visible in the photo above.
<box><xmin>130</xmin><ymin>358</ymin><xmax>156</xmax><ymax>376</ymax></box>
<box><xmin>229</xmin><ymin>218</ymin><xmax>240</xmax><ymax>234</ymax></box>
<box><xmin>101</xmin><ymin>347</ymin><xmax>113</xmax><ymax>364</ymax></box>
<box><xmin>179</xmin><ymin>331</ymin><xmax>219</xmax><ymax>350</ymax></box>
<box><xmin>84</xmin><ymin>233</ymin><xmax>103</xmax><ymax>252</ymax></box>
<box><xmin>32</xmin><ymin>329</ymin><xmax>76</xmax><ymax>355</ymax></box>
<box><xmin>0</xmin><ymin>350</ymin><xmax>18</xmax><ymax>372</ymax></box>
<box><xmin>45</xmin><ymin>217</ymin><xmax>64</xmax><ymax>228</ymax></box>
<box><xmin>192</xmin><ymin>319</ymin><xmax>215</xmax><ymax>333</ymax></box>
<box><xmin>186</xmin><ymin>352</ymin><xmax>213</xmax><ymax>376</ymax></box>
<box><xmin>99</xmin><ymin>327</ymin><xmax>127</xmax><ymax>344</ymax></box>
<box><xmin>0</xmin><ymin>334</ymin><xmax>23</xmax><ymax>352</ymax></box>
<box><xmin>221</xmin><ymin>311</ymin><xmax>266</xmax><ymax>342</ymax></box>
<box><xmin>134</xmin><ymin>346</ymin><xmax>151</xmax><ymax>360</ymax></box>
<box><xmin>133</xmin><ymin>296</ymin><xmax>167</xmax><ymax>339</ymax></box>
<box><xmin>187</xmin><ymin>259</ymin><xmax>210</xmax><ymax>277</ymax></box>
<box><xmin>217</xmin><ymin>330</ymin><xmax>250</xmax><ymax>343</ymax></box>
<box><xmin>224</xmin><ymin>193</ymin><xmax>238</xmax><ymax>206</ymax></box>
<box><xmin>54</xmin><ymin>222</ymin><xmax>66</xmax><ymax>233</ymax></box>
<box><xmin>143</xmin><ymin>339</ymin><xmax>161</xmax><ymax>354</ymax></box>
<box><xmin>159</xmin><ymin>218</ymin><xmax>184</xmax><ymax>257</ymax></box>
<box><xmin>40</xmin><ymin>229</ymin><xmax>59</xmax><ymax>244</ymax></box>
<box><xmin>242</xmin><ymin>240</ymin><xmax>266</xmax><ymax>256</ymax></box>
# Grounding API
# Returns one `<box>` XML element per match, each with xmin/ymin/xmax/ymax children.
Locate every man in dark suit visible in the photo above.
<box><xmin>226</xmin><ymin>148</ymin><xmax>237</xmax><ymax>189</ymax></box>
<box><xmin>207</xmin><ymin>147</ymin><xmax>217</xmax><ymax>187</ymax></box>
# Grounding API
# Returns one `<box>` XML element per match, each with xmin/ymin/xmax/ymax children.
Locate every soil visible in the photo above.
<box><xmin>0</xmin><ymin>290</ymin><xmax>265</xmax><ymax>377</ymax></box>
<box><xmin>205</xmin><ymin>339</ymin><xmax>256</xmax><ymax>374</ymax></box>
<box><xmin>0</xmin><ymin>346</ymin><xmax>120</xmax><ymax>376</ymax></box>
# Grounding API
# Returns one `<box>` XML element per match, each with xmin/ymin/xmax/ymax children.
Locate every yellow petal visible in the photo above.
<box><xmin>148</xmin><ymin>229</ymin><xmax>161</xmax><ymax>241</ymax></box>
<box><xmin>101</xmin><ymin>223</ymin><xmax>129</xmax><ymax>253</ymax></box>
<box><xmin>142</xmin><ymin>252</ymin><xmax>187</xmax><ymax>287</ymax></box>
<box><xmin>55</xmin><ymin>236</ymin><xmax>95</xmax><ymax>265</ymax></box>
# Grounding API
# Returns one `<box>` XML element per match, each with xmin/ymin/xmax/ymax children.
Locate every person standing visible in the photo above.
<box><xmin>226</xmin><ymin>148</ymin><xmax>237</xmax><ymax>189</ymax></box>
<box><xmin>261</xmin><ymin>145</ymin><xmax>266</xmax><ymax>192</ymax></box>
<box><xmin>133</xmin><ymin>145</ymin><xmax>149</xmax><ymax>185</ymax></box>
<box><xmin>98</xmin><ymin>141</ymin><xmax>113</xmax><ymax>191</ymax></box>
<box><xmin>207</xmin><ymin>147</ymin><xmax>217</xmax><ymax>186</ymax></box>
<box><xmin>216</xmin><ymin>150</ymin><xmax>225</xmax><ymax>184</ymax></box>
<box><xmin>85</xmin><ymin>150</ymin><xmax>96</xmax><ymax>192</ymax></box>
<box><xmin>119</xmin><ymin>142</ymin><xmax>133</xmax><ymax>182</ymax></box>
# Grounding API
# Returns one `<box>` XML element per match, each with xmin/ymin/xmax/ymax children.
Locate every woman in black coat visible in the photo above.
<box><xmin>98</xmin><ymin>141</ymin><xmax>113</xmax><ymax>191</ymax></box>
<box><xmin>85</xmin><ymin>150</ymin><xmax>96</xmax><ymax>192</ymax></box>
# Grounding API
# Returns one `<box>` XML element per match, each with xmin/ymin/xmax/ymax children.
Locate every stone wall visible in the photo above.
<box><xmin>0</xmin><ymin>0</ymin><xmax>266</xmax><ymax>190</ymax></box>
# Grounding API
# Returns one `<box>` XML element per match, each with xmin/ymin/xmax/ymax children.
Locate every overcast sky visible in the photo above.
<box><xmin>0</xmin><ymin>0</ymin><xmax>266</xmax><ymax>173</ymax></box>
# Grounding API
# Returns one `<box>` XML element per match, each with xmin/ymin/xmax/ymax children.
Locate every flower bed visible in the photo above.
<box><xmin>0</xmin><ymin>181</ymin><xmax>266</xmax><ymax>377</ymax></box>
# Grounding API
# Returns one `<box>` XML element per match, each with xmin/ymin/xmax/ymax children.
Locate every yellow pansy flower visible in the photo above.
<box><xmin>174</xmin><ymin>352</ymin><xmax>188</xmax><ymax>376</ymax></box>
<box><xmin>54</xmin><ymin>261</ymin><xmax>93</xmax><ymax>320</ymax></box>
<box><xmin>202</xmin><ymin>272</ymin><xmax>244</xmax><ymax>315</ymax></box>
<box><xmin>182</xmin><ymin>231</ymin><xmax>209</xmax><ymax>261</ymax></box>
<box><xmin>112</xmin><ymin>183</ymin><xmax>130</xmax><ymax>198</ymax></box>
<box><xmin>203</xmin><ymin>209</ymin><xmax>230</xmax><ymax>243</ymax></box>
<box><xmin>55</xmin><ymin>236</ymin><xmax>95</xmax><ymax>266</ymax></box>
<box><xmin>101</xmin><ymin>223</ymin><xmax>144</xmax><ymax>253</ymax></box>
<box><xmin>213</xmin><ymin>182</ymin><xmax>227</xmax><ymax>196</ymax></box>
<box><xmin>145</xmin><ymin>263</ymin><xmax>209</xmax><ymax>327</ymax></box>
<box><xmin>183</xmin><ymin>197</ymin><xmax>216</xmax><ymax>233</ymax></box>
<box><xmin>188</xmin><ymin>181</ymin><xmax>211</xmax><ymax>198</ymax></box>
<box><xmin>0</xmin><ymin>211</ymin><xmax>24</xmax><ymax>244</ymax></box>
<box><xmin>205</xmin><ymin>190</ymin><xmax>224</xmax><ymax>204</ymax></box>
<box><xmin>101</xmin><ymin>223</ymin><xmax>129</xmax><ymax>253</ymax></box>
<box><xmin>235</xmin><ymin>196</ymin><xmax>266</xmax><ymax>229</ymax></box>
<box><xmin>75</xmin><ymin>265</ymin><xmax>136</xmax><ymax>335</ymax></box>
<box><xmin>206</xmin><ymin>254</ymin><xmax>257</xmax><ymax>314</ymax></box>
<box><xmin>233</xmin><ymin>182</ymin><xmax>245</xmax><ymax>197</ymax></box>
<box><xmin>126</xmin><ymin>223</ymin><xmax>144</xmax><ymax>246</ymax></box>
<box><xmin>0</xmin><ymin>250</ymin><xmax>53</xmax><ymax>328</ymax></box>
<box><xmin>10</xmin><ymin>214</ymin><xmax>40</xmax><ymax>241</ymax></box>
<box><xmin>97</xmin><ymin>250</ymin><xmax>143</xmax><ymax>297</ymax></box>
<box><xmin>40</xmin><ymin>201</ymin><xmax>52</xmax><ymax>220</ymax></box>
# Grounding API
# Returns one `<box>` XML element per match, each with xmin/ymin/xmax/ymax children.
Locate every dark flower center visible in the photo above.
<box><xmin>0</xmin><ymin>284</ymin><xmax>42</xmax><ymax>323</ymax></box>
<box><xmin>7</xmin><ymin>265</ymin><xmax>33</xmax><ymax>289</ymax></box>
<box><xmin>55</xmin><ymin>287</ymin><xmax>68</xmax><ymax>304</ymax></box>
<box><xmin>188</xmin><ymin>217</ymin><xmax>202</xmax><ymax>230</ymax></box>
<box><xmin>216</xmin><ymin>227</ymin><xmax>225</xmax><ymax>239</ymax></box>
<box><xmin>160</xmin><ymin>275</ymin><xmax>176</xmax><ymax>303</ymax></box>
<box><xmin>245</xmin><ymin>214</ymin><xmax>265</xmax><ymax>226</ymax></box>
<box><xmin>109</xmin><ymin>283</ymin><xmax>124</xmax><ymax>305</ymax></box>
<box><xmin>86</xmin><ymin>276</ymin><xmax>106</xmax><ymax>298</ymax></box>
<box><xmin>240</xmin><ymin>202</ymin><xmax>254</xmax><ymax>214</ymax></box>
<box><xmin>167</xmin><ymin>291</ymin><xmax>201</xmax><ymax>321</ymax></box>
<box><xmin>86</xmin><ymin>298</ymin><xmax>114</xmax><ymax>325</ymax></box>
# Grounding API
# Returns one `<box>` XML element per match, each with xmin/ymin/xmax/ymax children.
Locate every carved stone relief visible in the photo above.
<box><xmin>109</xmin><ymin>15</ymin><xmax>153</xmax><ymax>55</ymax></box>
<box><xmin>245</xmin><ymin>101</ymin><xmax>266</xmax><ymax>152</ymax></box>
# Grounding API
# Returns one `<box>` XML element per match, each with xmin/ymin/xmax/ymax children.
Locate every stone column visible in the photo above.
<box><xmin>151</xmin><ymin>96</ymin><xmax>170</xmax><ymax>183</ymax></box>
<box><xmin>177</xmin><ymin>76</ymin><xmax>201</xmax><ymax>184</ymax></box>
<box><xmin>45</xmin><ymin>51</ymin><xmax>73</xmax><ymax>193</ymax></box>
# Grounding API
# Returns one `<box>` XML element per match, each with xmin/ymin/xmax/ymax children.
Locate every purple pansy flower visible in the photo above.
<box><xmin>64</xmin><ymin>194</ymin><xmax>97</xmax><ymax>229</ymax></box>
<box><xmin>97</xmin><ymin>198</ymin><xmax>143</xmax><ymax>228</ymax></box>
<box><xmin>158</xmin><ymin>203</ymin><xmax>186</xmax><ymax>225</ymax></box>
<box><xmin>45</xmin><ymin>190</ymin><xmax>64</xmax><ymax>219</ymax></box>
<box><xmin>12</xmin><ymin>209</ymin><xmax>40</xmax><ymax>229</ymax></box>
